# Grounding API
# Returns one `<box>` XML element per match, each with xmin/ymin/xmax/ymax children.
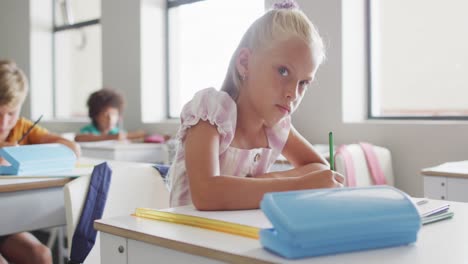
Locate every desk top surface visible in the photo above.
<box><xmin>79</xmin><ymin>140</ymin><xmax>166</xmax><ymax>150</ymax></box>
<box><xmin>95</xmin><ymin>200</ymin><xmax>468</xmax><ymax>264</ymax></box>
<box><xmin>0</xmin><ymin>177</ymin><xmax>71</xmax><ymax>193</ymax></box>
<box><xmin>421</xmin><ymin>160</ymin><xmax>468</xmax><ymax>179</ymax></box>
<box><xmin>0</xmin><ymin>157</ymin><xmax>155</xmax><ymax>193</ymax></box>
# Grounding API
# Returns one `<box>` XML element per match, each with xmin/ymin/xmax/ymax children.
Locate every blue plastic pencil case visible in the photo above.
<box><xmin>0</xmin><ymin>143</ymin><xmax>76</xmax><ymax>175</ymax></box>
<box><xmin>260</xmin><ymin>186</ymin><xmax>421</xmax><ymax>259</ymax></box>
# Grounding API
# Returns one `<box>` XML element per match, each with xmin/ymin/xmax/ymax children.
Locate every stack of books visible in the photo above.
<box><xmin>415</xmin><ymin>199</ymin><xmax>454</xmax><ymax>225</ymax></box>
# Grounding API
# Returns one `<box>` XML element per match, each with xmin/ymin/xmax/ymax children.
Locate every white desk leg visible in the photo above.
<box><xmin>101</xmin><ymin>233</ymin><xmax>127</xmax><ymax>264</ymax></box>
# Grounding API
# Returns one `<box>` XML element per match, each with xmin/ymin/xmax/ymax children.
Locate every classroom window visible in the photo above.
<box><xmin>368</xmin><ymin>0</ymin><xmax>468</xmax><ymax>119</ymax></box>
<box><xmin>53</xmin><ymin>0</ymin><xmax>102</xmax><ymax>119</ymax></box>
<box><xmin>167</xmin><ymin>0</ymin><xmax>264</xmax><ymax>118</ymax></box>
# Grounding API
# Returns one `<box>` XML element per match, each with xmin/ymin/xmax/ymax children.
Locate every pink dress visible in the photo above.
<box><xmin>168</xmin><ymin>88</ymin><xmax>291</xmax><ymax>207</ymax></box>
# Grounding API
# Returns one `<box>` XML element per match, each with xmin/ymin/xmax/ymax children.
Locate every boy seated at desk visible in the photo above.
<box><xmin>75</xmin><ymin>88</ymin><xmax>146</xmax><ymax>142</ymax></box>
<box><xmin>0</xmin><ymin>60</ymin><xmax>80</xmax><ymax>264</ymax></box>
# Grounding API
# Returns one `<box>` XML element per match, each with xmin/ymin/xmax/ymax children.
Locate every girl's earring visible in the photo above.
<box><xmin>242</xmin><ymin>72</ymin><xmax>247</xmax><ymax>81</ymax></box>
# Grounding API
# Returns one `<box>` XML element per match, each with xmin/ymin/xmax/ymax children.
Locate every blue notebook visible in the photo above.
<box><xmin>0</xmin><ymin>143</ymin><xmax>76</xmax><ymax>175</ymax></box>
<box><xmin>260</xmin><ymin>186</ymin><xmax>421</xmax><ymax>259</ymax></box>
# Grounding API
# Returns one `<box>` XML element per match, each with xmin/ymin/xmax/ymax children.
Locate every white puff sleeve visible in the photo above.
<box><xmin>176</xmin><ymin>88</ymin><xmax>237</xmax><ymax>153</ymax></box>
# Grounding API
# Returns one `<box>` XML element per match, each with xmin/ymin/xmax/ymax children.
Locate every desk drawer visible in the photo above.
<box><xmin>128</xmin><ymin>239</ymin><xmax>221</xmax><ymax>264</ymax></box>
<box><xmin>447</xmin><ymin>177</ymin><xmax>468</xmax><ymax>202</ymax></box>
<box><xmin>101</xmin><ymin>233</ymin><xmax>127</xmax><ymax>264</ymax></box>
<box><xmin>423</xmin><ymin>176</ymin><xmax>447</xmax><ymax>200</ymax></box>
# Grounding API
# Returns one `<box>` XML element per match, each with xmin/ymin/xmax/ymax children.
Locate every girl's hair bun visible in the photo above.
<box><xmin>273</xmin><ymin>0</ymin><xmax>299</xmax><ymax>10</ymax></box>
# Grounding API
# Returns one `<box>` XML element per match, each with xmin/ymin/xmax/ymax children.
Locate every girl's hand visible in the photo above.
<box><xmin>0</xmin><ymin>142</ymin><xmax>18</xmax><ymax>148</ymax></box>
<box><xmin>0</xmin><ymin>157</ymin><xmax>10</xmax><ymax>166</ymax></box>
<box><xmin>117</xmin><ymin>131</ymin><xmax>146</xmax><ymax>141</ymax></box>
<box><xmin>300</xmin><ymin>169</ymin><xmax>345</xmax><ymax>189</ymax></box>
<box><xmin>127</xmin><ymin>130</ymin><xmax>146</xmax><ymax>140</ymax></box>
<box><xmin>117</xmin><ymin>132</ymin><xmax>128</xmax><ymax>141</ymax></box>
<box><xmin>0</xmin><ymin>142</ymin><xmax>17</xmax><ymax>166</ymax></box>
<box><xmin>292</xmin><ymin>162</ymin><xmax>330</xmax><ymax>176</ymax></box>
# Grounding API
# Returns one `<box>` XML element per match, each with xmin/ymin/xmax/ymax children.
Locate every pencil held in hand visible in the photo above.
<box><xmin>18</xmin><ymin>114</ymin><xmax>43</xmax><ymax>144</ymax></box>
<box><xmin>329</xmin><ymin>132</ymin><xmax>334</xmax><ymax>171</ymax></box>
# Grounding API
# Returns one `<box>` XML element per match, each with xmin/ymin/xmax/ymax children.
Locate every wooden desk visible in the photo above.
<box><xmin>80</xmin><ymin>141</ymin><xmax>169</xmax><ymax>164</ymax></box>
<box><xmin>0</xmin><ymin>157</ymin><xmax>104</xmax><ymax>236</ymax></box>
<box><xmin>422</xmin><ymin>161</ymin><xmax>468</xmax><ymax>202</ymax></box>
<box><xmin>0</xmin><ymin>177</ymin><xmax>72</xmax><ymax>235</ymax></box>
<box><xmin>0</xmin><ymin>158</ymin><xmax>157</xmax><ymax>237</ymax></box>
<box><xmin>95</xmin><ymin>200</ymin><xmax>467</xmax><ymax>264</ymax></box>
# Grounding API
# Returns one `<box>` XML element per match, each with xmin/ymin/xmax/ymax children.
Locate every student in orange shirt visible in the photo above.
<box><xmin>0</xmin><ymin>59</ymin><xmax>80</xmax><ymax>264</ymax></box>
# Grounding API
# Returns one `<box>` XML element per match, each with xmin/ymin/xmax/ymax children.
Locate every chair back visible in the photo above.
<box><xmin>68</xmin><ymin>162</ymin><xmax>111</xmax><ymax>264</ymax></box>
<box><xmin>335</xmin><ymin>143</ymin><xmax>394</xmax><ymax>187</ymax></box>
<box><xmin>64</xmin><ymin>161</ymin><xmax>170</xmax><ymax>263</ymax></box>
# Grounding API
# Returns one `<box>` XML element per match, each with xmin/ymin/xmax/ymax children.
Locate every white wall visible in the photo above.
<box><xmin>101</xmin><ymin>0</ymin><xmax>167</xmax><ymax>129</ymax></box>
<box><xmin>0</xmin><ymin>0</ymin><xmax>31</xmax><ymax>117</ymax></box>
<box><xmin>1</xmin><ymin>0</ymin><xmax>468</xmax><ymax>196</ymax></box>
<box><xmin>101</xmin><ymin>0</ymin><xmax>142</xmax><ymax>130</ymax></box>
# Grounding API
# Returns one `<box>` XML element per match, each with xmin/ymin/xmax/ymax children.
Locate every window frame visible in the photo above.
<box><xmin>52</xmin><ymin>2</ymin><xmax>101</xmax><ymax>119</ymax></box>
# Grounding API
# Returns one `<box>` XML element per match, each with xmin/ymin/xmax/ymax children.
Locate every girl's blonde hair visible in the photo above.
<box><xmin>221</xmin><ymin>6</ymin><xmax>325</xmax><ymax>100</ymax></box>
<box><xmin>0</xmin><ymin>60</ymin><xmax>28</xmax><ymax>106</ymax></box>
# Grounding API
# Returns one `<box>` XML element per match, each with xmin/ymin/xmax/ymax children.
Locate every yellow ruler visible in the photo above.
<box><xmin>134</xmin><ymin>208</ymin><xmax>260</xmax><ymax>239</ymax></box>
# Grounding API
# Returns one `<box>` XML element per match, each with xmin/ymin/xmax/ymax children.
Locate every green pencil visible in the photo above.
<box><xmin>329</xmin><ymin>132</ymin><xmax>334</xmax><ymax>171</ymax></box>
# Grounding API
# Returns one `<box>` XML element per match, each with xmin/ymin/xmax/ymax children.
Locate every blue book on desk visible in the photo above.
<box><xmin>0</xmin><ymin>143</ymin><xmax>76</xmax><ymax>175</ymax></box>
<box><xmin>260</xmin><ymin>186</ymin><xmax>421</xmax><ymax>259</ymax></box>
